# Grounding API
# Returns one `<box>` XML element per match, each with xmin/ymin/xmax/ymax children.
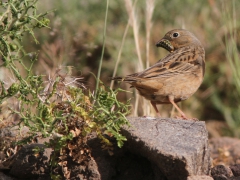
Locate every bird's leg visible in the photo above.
<box><xmin>168</xmin><ymin>96</ymin><xmax>188</xmax><ymax>120</ymax></box>
<box><xmin>150</xmin><ymin>101</ymin><xmax>161</xmax><ymax>117</ymax></box>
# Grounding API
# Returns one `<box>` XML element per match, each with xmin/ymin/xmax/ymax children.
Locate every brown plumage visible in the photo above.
<box><xmin>112</xmin><ymin>29</ymin><xmax>205</xmax><ymax>119</ymax></box>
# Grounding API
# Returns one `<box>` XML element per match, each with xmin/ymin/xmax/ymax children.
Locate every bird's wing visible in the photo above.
<box><xmin>125</xmin><ymin>46</ymin><xmax>205</xmax><ymax>81</ymax></box>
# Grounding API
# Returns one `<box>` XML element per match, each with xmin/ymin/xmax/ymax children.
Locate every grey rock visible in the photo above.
<box><xmin>211</xmin><ymin>174</ymin><xmax>228</xmax><ymax>180</ymax></box>
<box><xmin>6</xmin><ymin>142</ymin><xmax>101</xmax><ymax>180</ymax></box>
<box><xmin>3</xmin><ymin>117</ymin><xmax>212</xmax><ymax>180</ymax></box>
<box><xmin>187</xmin><ymin>175</ymin><xmax>214</xmax><ymax>180</ymax></box>
<box><xmin>0</xmin><ymin>172</ymin><xmax>17</xmax><ymax>180</ymax></box>
<box><xmin>229</xmin><ymin>177</ymin><xmax>240</xmax><ymax>180</ymax></box>
<box><xmin>211</xmin><ymin>165</ymin><xmax>233</xmax><ymax>178</ymax></box>
<box><xmin>121</xmin><ymin>117</ymin><xmax>211</xmax><ymax>180</ymax></box>
<box><xmin>9</xmin><ymin>144</ymin><xmax>51</xmax><ymax>179</ymax></box>
<box><xmin>0</xmin><ymin>126</ymin><xmax>29</xmax><ymax>138</ymax></box>
<box><xmin>230</xmin><ymin>164</ymin><xmax>240</xmax><ymax>177</ymax></box>
<box><xmin>88</xmin><ymin>137</ymin><xmax>158</xmax><ymax>180</ymax></box>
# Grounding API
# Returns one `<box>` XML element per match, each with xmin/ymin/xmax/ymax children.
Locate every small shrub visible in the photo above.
<box><xmin>0</xmin><ymin>0</ymin><xmax>130</xmax><ymax>178</ymax></box>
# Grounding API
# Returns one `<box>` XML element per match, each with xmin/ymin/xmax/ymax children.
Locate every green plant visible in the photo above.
<box><xmin>91</xmin><ymin>82</ymin><xmax>130</xmax><ymax>148</ymax></box>
<box><xmin>0</xmin><ymin>0</ymin><xmax>130</xmax><ymax>178</ymax></box>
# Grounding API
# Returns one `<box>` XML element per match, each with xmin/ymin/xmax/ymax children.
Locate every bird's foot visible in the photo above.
<box><xmin>175</xmin><ymin>115</ymin><xmax>199</xmax><ymax>121</ymax></box>
<box><xmin>190</xmin><ymin>117</ymin><xmax>199</xmax><ymax>121</ymax></box>
<box><xmin>156</xmin><ymin>112</ymin><xmax>161</xmax><ymax>117</ymax></box>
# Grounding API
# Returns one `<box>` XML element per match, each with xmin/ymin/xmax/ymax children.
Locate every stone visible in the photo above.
<box><xmin>2</xmin><ymin>117</ymin><xmax>212</xmax><ymax>180</ymax></box>
<box><xmin>187</xmin><ymin>175</ymin><xmax>213</xmax><ymax>180</ymax></box>
<box><xmin>211</xmin><ymin>165</ymin><xmax>233</xmax><ymax>178</ymax></box>
<box><xmin>230</xmin><ymin>164</ymin><xmax>240</xmax><ymax>177</ymax></box>
<box><xmin>0</xmin><ymin>172</ymin><xmax>17</xmax><ymax>180</ymax></box>
<box><xmin>9</xmin><ymin>144</ymin><xmax>51</xmax><ymax>179</ymax></box>
<box><xmin>121</xmin><ymin>117</ymin><xmax>211</xmax><ymax>180</ymax></box>
<box><xmin>7</xmin><ymin>142</ymin><xmax>101</xmax><ymax>180</ymax></box>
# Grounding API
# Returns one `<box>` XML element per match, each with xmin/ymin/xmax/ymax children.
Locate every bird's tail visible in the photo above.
<box><xmin>111</xmin><ymin>76</ymin><xmax>124</xmax><ymax>81</ymax></box>
<box><xmin>111</xmin><ymin>76</ymin><xmax>139</xmax><ymax>83</ymax></box>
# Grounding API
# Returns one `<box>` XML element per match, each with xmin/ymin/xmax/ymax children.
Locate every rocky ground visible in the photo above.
<box><xmin>1</xmin><ymin>118</ymin><xmax>240</xmax><ymax>180</ymax></box>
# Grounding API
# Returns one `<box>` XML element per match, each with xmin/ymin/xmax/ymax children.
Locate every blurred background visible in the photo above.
<box><xmin>26</xmin><ymin>0</ymin><xmax>240</xmax><ymax>138</ymax></box>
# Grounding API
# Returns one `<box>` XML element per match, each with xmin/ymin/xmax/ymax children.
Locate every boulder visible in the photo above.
<box><xmin>1</xmin><ymin>117</ymin><xmax>212</xmax><ymax>180</ymax></box>
<box><xmin>121</xmin><ymin>117</ymin><xmax>211</xmax><ymax>180</ymax></box>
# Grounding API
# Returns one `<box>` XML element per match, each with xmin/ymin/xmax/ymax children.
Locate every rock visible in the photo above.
<box><xmin>211</xmin><ymin>174</ymin><xmax>228</xmax><ymax>180</ymax></box>
<box><xmin>211</xmin><ymin>175</ymin><xmax>240</xmax><ymax>180</ymax></box>
<box><xmin>6</xmin><ymin>142</ymin><xmax>101</xmax><ymax>180</ymax></box>
<box><xmin>9</xmin><ymin>144</ymin><xmax>51</xmax><ymax>179</ymax></box>
<box><xmin>121</xmin><ymin>117</ymin><xmax>211</xmax><ymax>180</ymax></box>
<box><xmin>229</xmin><ymin>177</ymin><xmax>240</xmax><ymax>180</ymax></box>
<box><xmin>88</xmin><ymin>136</ymin><xmax>158</xmax><ymax>180</ymax></box>
<box><xmin>63</xmin><ymin>156</ymin><xmax>101</xmax><ymax>180</ymax></box>
<box><xmin>2</xmin><ymin>117</ymin><xmax>212</xmax><ymax>180</ymax></box>
<box><xmin>187</xmin><ymin>175</ymin><xmax>214</xmax><ymax>180</ymax></box>
<box><xmin>0</xmin><ymin>172</ymin><xmax>17</xmax><ymax>180</ymax></box>
<box><xmin>230</xmin><ymin>164</ymin><xmax>240</xmax><ymax>177</ymax></box>
<box><xmin>211</xmin><ymin>165</ymin><xmax>233</xmax><ymax>179</ymax></box>
<box><xmin>0</xmin><ymin>126</ymin><xmax>29</xmax><ymax>138</ymax></box>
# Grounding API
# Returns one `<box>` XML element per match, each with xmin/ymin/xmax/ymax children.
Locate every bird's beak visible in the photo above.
<box><xmin>155</xmin><ymin>39</ymin><xmax>163</xmax><ymax>47</ymax></box>
<box><xmin>156</xmin><ymin>38</ymin><xmax>174</xmax><ymax>52</ymax></box>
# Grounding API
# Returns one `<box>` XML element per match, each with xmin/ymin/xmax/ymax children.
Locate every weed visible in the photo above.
<box><xmin>0</xmin><ymin>0</ymin><xmax>130</xmax><ymax>178</ymax></box>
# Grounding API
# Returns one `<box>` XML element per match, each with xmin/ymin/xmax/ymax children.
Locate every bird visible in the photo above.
<box><xmin>112</xmin><ymin>29</ymin><xmax>205</xmax><ymax>119</ymax></box>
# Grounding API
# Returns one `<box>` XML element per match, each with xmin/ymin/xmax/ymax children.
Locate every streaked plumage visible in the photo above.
<box><xmin>112</xmin><ymin>29</ymin><xmax>205</xmax><ymax>119</ymax></box>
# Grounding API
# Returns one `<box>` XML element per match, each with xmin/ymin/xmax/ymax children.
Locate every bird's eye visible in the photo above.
<box><xmin>172</xmin><ymin>32</ymin><xmax>179</xmax><ymax>38</ymax></box>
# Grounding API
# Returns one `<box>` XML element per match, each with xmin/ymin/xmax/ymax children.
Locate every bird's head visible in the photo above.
<box><xmin>156</xmin><ymin>29</ymin><xmax>201</xmax><ymax>52</ymax></box>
